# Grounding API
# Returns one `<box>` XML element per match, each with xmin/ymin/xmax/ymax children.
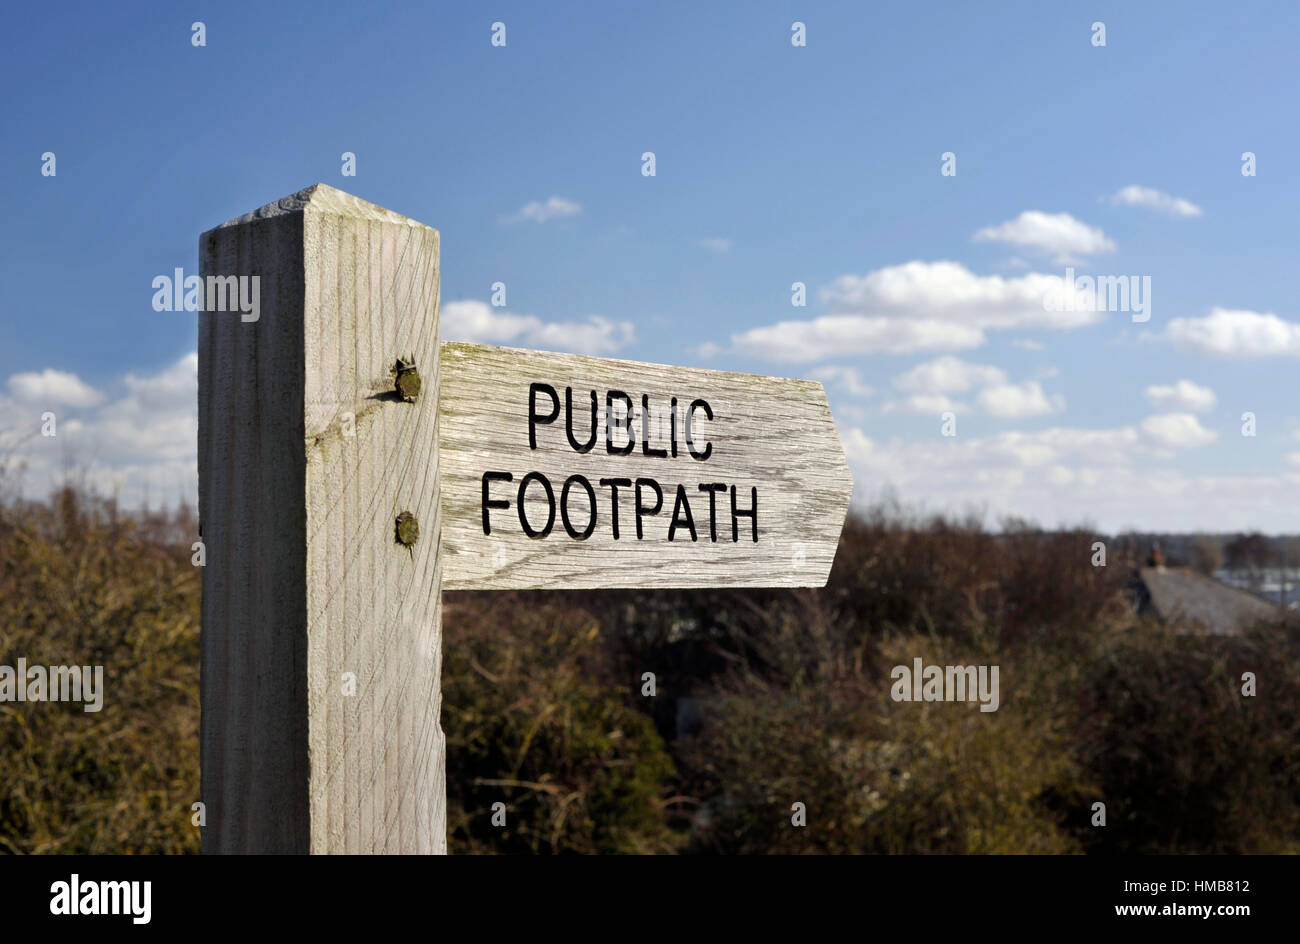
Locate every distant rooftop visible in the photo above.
<box><xmin>1134</xmin><ymin>566</ymin><xmax>1280</xmax><ymax>636</ymax></box>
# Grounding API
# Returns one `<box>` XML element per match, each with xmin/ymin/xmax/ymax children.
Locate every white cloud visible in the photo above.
<box><xmin>1162</xmin><ymin>308</ymin><xmax>1300</xmax><ymax>357</ymax></box>
<box><xmin>729</xmin><ymin>261</ymin><xmax>1113</xmax><ymax>363</ymax></box>
<box><xmin>731</xmin><ymin>315</ymin><xmax>984</xmax><ymax>362</ymax></box>
<box><xmin>7</xmin><ymin>368</ymin><xmax>104</xmax><ymax>407</ymax></box>
<box><xmin>3</xmin><ymin>353</ymin><xmax>199</xmax><ymax>509</ymax></box>
<box><xmin>122</xmin><ymin>353</ymin><xmax>199</xmax><ymax>412</ymax></box>
<box><xmin>844</xmin><ymin>425</ymin><xmax>1138</xmax><ymax>498</ymax></box>
<box><xmin>973</xmin><ymin>211</ymin><xmax>1115</xmax><ymax>263</ymax></box>
<box><xmin>839</xmin><ymin>423</ymin><xmax>1300</xmax><ymax>531</ymax></box>
<box><xmin>442</xmin><ymin>301</ymin><xmax>543</xmax><ymax>345</ymax></box>
<box><xmin>1107</xmin><ymin>185</ymin><xmax>1203</xmax><ymax>218</ymax></box>
<box><xmin>691</xmin><ymin>341</ymin><xmax>722</xmax><ymax>360</ymax></box>
<box><xmin>508</xmin><ymin>196</ymin><xmax>583</xmax><ymax>224</ymax></box>
<box><xmin>1144</xmin><ymin>379</ymin><xmax>1216</xmax><ymax>413</ymax></box>
<box><xmin>977</xmin><ymin>380</ymin><xmax>1064</xmax><ymax>418</ymax></box>
<box><xmin>881</xmin><ymin>394</ymin><xmax>967</xmax><ymax>415</ymax></box>
<box><xmin>1010</xmin><ymin>338</ymin><xmax>1044</xmax><ymax>351</ymax></box>
<box><xmin>893</xmin><ymin>356</ymin><xmax>1006</xmax><ymax>394</ymax></box>
<box><xmin>75</xmin><ymin>354</ymin><xmax>197</xmax><ymax>465</ymax></box>
<box><xmin>696</xmin><ymin>237</ymin><xmax>732</xmax><ymax>253</ymax></box>
<box><xmin>526</xmin><ymin>317</ymin><xmax>635</xmax><ymax>356</ymax></box>
<box><xmin>1139</xmin><ymin>412</ymin><xmax>1218</xmax><ymax>449</ymax></box>
<box><xmin>821</xmin><ymin>261</ymin><xmax>1104</xmax><ymax>331</ymax></box>
<box><xmin>888</xmin><ymin>357</ymin><xmax>1061</xmax><ymax>418</ymax></box>
<box><xmin>809</xmin><ymin>366</ymin><xmax>873</xmax><ymax>397</ymax></box>
<box><xmin>442</xmin><ymin>299</ymin><xmax>634</xmax><ymax>355</ymax></box>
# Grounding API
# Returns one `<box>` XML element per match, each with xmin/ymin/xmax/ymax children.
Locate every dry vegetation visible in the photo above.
<box><xmin>2</xmin><ymin>488</ymin><xmax>1298</xmax><ymax>854</ymax></box>
<box><xmin>0</xmin><ymin>489</ymin><xmax>198</xmax><ymax>853</ymax></box>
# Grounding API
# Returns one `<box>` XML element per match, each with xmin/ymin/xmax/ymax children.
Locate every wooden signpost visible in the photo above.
<box><xmin>197</xmin><ymin>184</ymin><xmax>853</xmax><ymax>854</ymax></box>
<box><xmin>440</xmin><ymin>342</ymin><xmax>851</xmax><ymax>589</ymax></box>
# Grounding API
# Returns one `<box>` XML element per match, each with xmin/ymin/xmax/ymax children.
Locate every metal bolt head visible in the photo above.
<box><xmin>394</xmin><ymin>358</ymin><xmax>421</xmax><ymax>402</ymax></box>
<box><xmin>395</xmin><ymin>511</ymin><xmax>419</xmax><ymax>547</ymax></box>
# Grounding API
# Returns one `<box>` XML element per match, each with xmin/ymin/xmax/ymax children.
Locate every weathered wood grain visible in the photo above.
<box><xmin>199</xmin><ymin>183</ymin><xmax>444</xmax><ymax>853</ymax></box>
<box><xmin>438</xmin><ymin>342</ymin><xmax>853</xmax><ymax>589</ymax></box>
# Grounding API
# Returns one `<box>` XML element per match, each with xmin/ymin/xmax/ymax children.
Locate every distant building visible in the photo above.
<box><xmin>1131</xmin><ymin>561</ymin><xmax>1281</xmax><ymax>636</ymax></box>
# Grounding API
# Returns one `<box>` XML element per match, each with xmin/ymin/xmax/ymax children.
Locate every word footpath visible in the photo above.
<box><xmin>439</xmin><ymin>341</ymin><xmax>853</xmax><ymax>590</ymax></box>
<box><xmin>480</xmin><ymin>383</ymin><xmax>758</xmax><ymax>543</ymax></box>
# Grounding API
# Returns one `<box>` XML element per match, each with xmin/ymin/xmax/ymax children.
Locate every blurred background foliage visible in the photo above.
<box><xmin>2</xmin><ymin>486</ymin><xmax>1298</xmax><ymax>854</ymax></box>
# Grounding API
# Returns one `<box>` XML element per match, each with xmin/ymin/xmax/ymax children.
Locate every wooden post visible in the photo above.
<box><xmin>198</xmin><ymin>184</ymin><xmax>444</xmax><ymax>853</ymax></box>
<box><xmin>197</xmin><ymin>184</ymin><xmax>853</xmax><ymax>854</ymax></box>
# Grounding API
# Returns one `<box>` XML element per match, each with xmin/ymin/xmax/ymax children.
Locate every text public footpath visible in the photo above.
<box><xmin>480</xmin><ymin>384</ymin><xmax>759</xmax><ymax>543</ymax></box>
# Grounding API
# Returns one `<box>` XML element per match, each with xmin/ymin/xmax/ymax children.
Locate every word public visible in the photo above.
<box><xmin>480</xmin><ymin>383</ymin><xmax>760</xmax><ymax>542</ymax></box>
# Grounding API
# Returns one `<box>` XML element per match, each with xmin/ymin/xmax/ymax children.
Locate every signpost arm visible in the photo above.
<box><xmin>438</xmin><ymin>342</ymin><xmax>852</xmax><ymax>590</ymax></box>
<box><xmin>198</xmin><ymin>184</ymin><xmax>444</xmax><ymax>853</ymax></box>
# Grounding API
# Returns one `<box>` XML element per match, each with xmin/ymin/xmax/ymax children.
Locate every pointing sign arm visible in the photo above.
<box><xmin>438</xmin><ymin>341</ymin><xmax>853</xmax><ymax>589</ymax></box>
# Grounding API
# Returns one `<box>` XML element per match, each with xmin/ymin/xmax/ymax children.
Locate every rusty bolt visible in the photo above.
<box><xmin>395</xmin><ymin>511</ymin><xmax>419</xmax><ymax>548</ymax></box>
<box><xmin>394</xmin><ymin>358</ymin><xmax>421</xmax><ymax>402</ymax></box>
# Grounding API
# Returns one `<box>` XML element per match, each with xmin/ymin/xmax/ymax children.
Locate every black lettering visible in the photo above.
<box><xmin>606</xmin><ymin>390</ymin><xmax>635</xmax><ymax>454</ymax></box>
<box><xmin>731</xmin><ymin>485</ymin><xmax>757</xmax><ymax>542</ymax></box>
<box><xmin>566</xmin><ymin>387</ymin><xmax>597</xmax><ymax>453</ymax></box>
<box><xmin>634</xmin><ymin>478</ymin><xmax>664</xmax><ymax>540</ymax></box>
<box><xmin>529</xmin><ymin>383</ymin><xmax>560</xmax><ymax>450</ymax></box>
<box><xmin>560</xmin><ymin>474</ymin><xmax>597</xmax><ymax>540</ymax></box>
<box><xmin>641</xmin><ymin>394</ymin><xmax>668</xmax><ymax>458</ymax></box>
<box><xmin>599</xmin><ymin>477</ymin><xmax>632</xmax><ymax>539</ymax></box>
<box><xmin>670</xmin><ymin>397</ymin><xmax>679</xmax><ymax>458</ymax></box>
<box><xmin>697</xmin><ymin>483</ymin><xmax>726</xmax><ymax>542</ymax></box>
<box><xmin>668</xmin><ymin>484</ymin><xmax>697</xmax><ymax>542</ymax></box>
<box><xmin>517</xmin><ymin>471</ymin><xmax>556</xmax><ymax>538</ymax></box>
<box><xmin>686</xmin><ymin>399</ymin><xmax>713</xmax><ymax>460</ymax></box>
<box><xmin>481</xmin><ymin>471</ymin><xmax>513</xmax><ymax>535</ymax></box>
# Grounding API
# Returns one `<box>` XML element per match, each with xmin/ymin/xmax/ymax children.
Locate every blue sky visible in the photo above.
<box><xmin>2</xmin><ymin>0</ymin><xmax>1298</xmax><ymax>531</ymax></box>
